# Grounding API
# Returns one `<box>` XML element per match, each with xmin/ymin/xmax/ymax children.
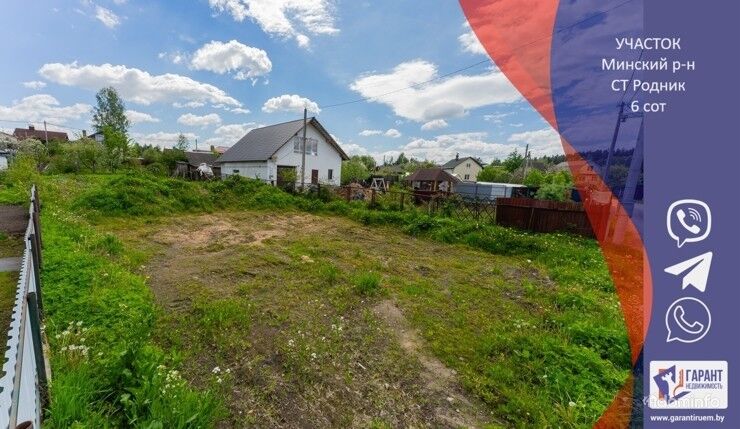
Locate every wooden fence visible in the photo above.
<box><xmin>495</xmin><ymin>197</ymin><xmax>595</xmax><ymax>237</ymax></box>
<box><xmin>0</xmin><ymin>185</ymin><xmax>48</xmax><ymax>429</ymax></box>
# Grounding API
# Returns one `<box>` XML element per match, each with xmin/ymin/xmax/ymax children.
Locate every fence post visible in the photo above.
<box><xmin>28</xmin><ymin>234</ymin><xmax>43</xmax><ymax>313</ymax></box>
<box><xmin>528</xmin><ymin>205</ymin><xmax>536</xmax><ymax>230</ymax></box>
<box><xmin>27</xmin><ymin>292</ymin><xmax>48</xmax><ymax>409</ymax></box>
<box><xmin>370</xmin><ymin>188</ymin><xmax>376</xmax><ymax>208</ymax></box>
<box><xmin>400</xmin><ymin>192</ymin><xmax>405</xmax><ymax>211</ymax></box>
<box><xmin>345</xmin><ymin>186</ymin><xmax>351</xmax><ymax>202</ymax></box>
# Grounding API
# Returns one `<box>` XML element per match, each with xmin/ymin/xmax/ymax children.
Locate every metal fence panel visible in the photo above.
<box><xmin>0</xmin><ymin>186</ymin><xmax>45</xmax><ymax>429</ymax></box>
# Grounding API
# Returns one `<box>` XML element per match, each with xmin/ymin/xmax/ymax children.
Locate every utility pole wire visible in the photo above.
<box><xmin>301</xmin><ymin>106</ymin><xmax>307</xmax><ymax>190</ymax></box>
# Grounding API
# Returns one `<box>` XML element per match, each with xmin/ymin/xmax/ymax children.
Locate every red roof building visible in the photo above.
<box><xmin>13</xmin><ymin>125</ymin><xmax>68</xmax><ymax>142</ymax></box>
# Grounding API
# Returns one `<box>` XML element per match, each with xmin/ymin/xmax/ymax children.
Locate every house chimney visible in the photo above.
<box><xmin>28</xmin><ymin>125</ymin><xmax>35</xmax><ymax>131</ymax></box>
<box><xmin>82</xmin><ymin>129</ymin><xmax>87</xmax><ymax>138</ymax></box>
<box><xmin>455</xmin><ymin>152</ymin><xmax>459</xmax><ymax>160</ymax></box>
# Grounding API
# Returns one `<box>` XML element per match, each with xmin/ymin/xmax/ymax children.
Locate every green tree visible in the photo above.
<box><xmin>523</xmin><ymin>169</ymin><xmax>546</xmax><ymax>186</ymax></box>
<box><xmin>352</xmin><ymin>155</ymin><xmax>376</xmax><ymax>171</ymax></box>
<box><xmin>502</xmin><ymin>150</ymin><xmax>524</xmax><ymax>173</ymax></box>
<box><xmin>341</xmin><ymin>159</ymin><xmax>369</xmax><ymax>185</ymax></box>
<box><xmin>174</xmin><ymin>133</ymin><xmax>190</xmax><ymax>151</ymax></box>
<box><xmin>394</xmin><ymin>152</ymin><xmax>409</xmax><ymax>165</ymax></box>
<box><xmin>477</xmin><ymin>165</ymin><xmax>511</xmax><ymax>182</ymax></box>
<box><xmin>536</xmin><ymin>183</ymin><xmax>571</xmax><ymax>201</ymax></box>
<box><xmin>101</xmin><ymin>125</ymin><xmax>130</xmax><ymax>171</ymax></box>
<box><xmin>92</xmin><ymin>87</ymin><xmax>130</xmax><ymax>134</ymax></box>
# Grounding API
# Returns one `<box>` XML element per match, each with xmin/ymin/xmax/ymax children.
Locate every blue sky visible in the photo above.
<box><xmin>0</xmin><ymin>0</ymin><xmax>562</xmax><ymax>163</ymax></box>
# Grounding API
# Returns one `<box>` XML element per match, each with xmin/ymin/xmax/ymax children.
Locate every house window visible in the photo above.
<box><xmin>292</xmin><ymin>136</ymin><xmax>318</xmax><ymax>155</ymax></box>
<box><xmin>328</xmin><ymin>169</ymin><xmax>333</xmax><ymax>180</ymax></box>
<box><xmin>233</xmin><ymin>169</ymin><xmax>240</xmax><ymax>174</ymax></box>
<box><xmin>464</xmin><ymin>174</ymin><xmax>470</xmax><ymax>180</ymax></box>
<box><xmin>466</xmin><ymin>163</ymin><xmax>471</xmax><ymax>168</ymax></box>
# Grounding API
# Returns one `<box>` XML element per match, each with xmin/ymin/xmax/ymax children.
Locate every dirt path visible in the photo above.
<box><xmin>374</xmin><ymin>300</ymin><xmax>492</xmax><ymax>428</ymax></box>
<box><xmin>0</xmin><ymin>205</ymin><xmax>28</xmax><ymax>235</ymax></box>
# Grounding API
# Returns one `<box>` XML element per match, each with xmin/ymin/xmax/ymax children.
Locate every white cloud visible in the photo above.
<box><xmin>262</xmin><ymin>94</ymin><xmax>320</xmax><ymax>114</ymax></box>
<box><xmin>173</xmin><ymin>101</ymin><xmax>206</xmax><ymax>109</ymax></box>
<box><xmin>113</xmin><ymin>0</ymin><xmax>127</xmax><ymax>5</ymax></box>
<box><xmin>296</xmin><ymin>34</ymin><xmax>311</xmax><ymax>48</ymax></box>
<box><xmin>420</xmin><ymin>119</ymin><xmax>448</xmax><ymax>131</ymax></box>
<box><xmin>131</xmin><ymin>131</ymin><xmax>198</xmax><ymax>149</ymax></box>
<box><xmin>458</xmin><ymin>22</ymin><xmax>486</xmax><ymax>55</ymax></box>
<box><xmin>358</xmin><ymin>129</ymin><xmax>563</xmax><ymax>165</ymax></box>
<box><xmin>0</xmin><ymin>94</ymin><xmax>90</xmax><ymax>124</ymax></box>
<box><xmin>125</xmin><ymin>110</ymin><xmax>159</xmax><ymax>124</ymax></box>
<box><xmin>190</xmin><ymin>40</ymin><xmax>272</xmax><ymax>80</ymax></box>
<box><xmin>39</xmin><ymin>62</ymin><xmax>241</xmax><ymax>107</ymax></box>
<box><xmin>177</xmin><ymin>113</ymin><xmax>222</xmax><ymax>128</ymax></box>
<box><xmin>159</xmin><ymin>51</ymin><xmax>187</xmax><ymax>65</ymax></box>
<box><xmin>22</xmin><ymin>81</ymin><xmax>47</xmax><ymax>90</ymax></box>
<box><xmin>230</xmin><ymin>107</ymin><xmax>251</xmax><ymax>114</ymax></box>
<box><xmin>350</xmin><ymin>60</ymin><xmax>520</xmax><ymax>122</ymax></box>
<box><xmin>204</xmin><ymin>122</ymin><xmax>259</xmax><ymax>147</ymax></box>
<box><xmin>506</xmin><ymin>128</ymin><xmax>563</xmax><ymax>156</ymax></box>
<box><xmin>384</xmin><ymin>128</ymin><xmax>401</xmax><ymax>138</ymax></box>
<box><xmin>483</xmin><ymin>112</ymin><xmax>512</xmax><ymax>123</ymax></box>
<box><xmin>208</xmin><ymin>0</ymin><xmax>338</xmax><ymax>47</ymax></box>
<box><xmin>95</xmin><ymin>5</ymin><xmax>120</xmax><ymax>29</ymax></box>
<box><xmin>338</xmin><ymin>142</ymin><xmax>368</xmax><ymax>156</ymax></box>
<box><xmin>358</xmin><ymin>128</ymin><xmax>400</xmax><ymax>137</ymax></box>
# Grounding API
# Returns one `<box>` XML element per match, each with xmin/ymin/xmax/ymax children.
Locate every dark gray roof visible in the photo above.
<box><xmin>404</xmin><ymin>168</ymin><xmax>460</xmax><ymax>183</ymax></box>
<box><xmin>217</xmin><ymin>117</ymin><xmax>349</xmax><ymax>163</ymax></box>
<box><xmin>441</xmin><ymin>156</ymin><xmax>484</xmax><ymax>170</ymax></box>
<box><xmin>185</xmin><ymin>151</ymin><xmax>218</xmax><ymax>167</ymax></box>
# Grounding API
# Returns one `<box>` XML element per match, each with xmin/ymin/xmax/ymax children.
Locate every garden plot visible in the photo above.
<box><xmin>105</xmin><ymin>210</ymin><xmax>628</xmax><ymax>428</ymax></box>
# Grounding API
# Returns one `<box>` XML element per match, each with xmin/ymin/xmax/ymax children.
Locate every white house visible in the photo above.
<box><xmin>441</xmin><ymin>154</ymin><xmax>484</xmax><ymax>182</ymax></box>
<box><xmin>217</xmin><ymin>117</ymin><xmax>348</xmax><ymax>187</ymax></box>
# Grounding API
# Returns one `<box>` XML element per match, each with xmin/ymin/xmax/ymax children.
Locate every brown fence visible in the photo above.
<box><xmin>495</xmin><ymin>197</ymin><xmax>594</xmax><ymax>237</ymax></box>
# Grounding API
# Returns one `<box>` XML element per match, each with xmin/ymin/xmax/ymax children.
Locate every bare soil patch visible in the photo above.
<box><xmin>109</xmin><ymin>211</ymin><xmax>555</xmax><ymax>428</ymax></box>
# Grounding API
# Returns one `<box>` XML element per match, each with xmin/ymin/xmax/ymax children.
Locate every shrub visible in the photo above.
<box><xmin>145</xmin><ymin>162</ymin><xmax>168</xmax><ymax>176</ymax></box>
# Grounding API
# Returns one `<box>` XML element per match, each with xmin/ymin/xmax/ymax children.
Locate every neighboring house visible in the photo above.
<box><xmin>174</xmin><ymin>150</ymin><xmax>221</xmax><ymax>178</ymax></box>
<box><xmin>88</xmin><ymin>131</ymin><xmax>105</xmax><ymax>143</ymax></box>
<box><xmin>404</xmin><ymin>167</ymin><xmax>460</xmax><ymax>192</ymax></box>
<box><xmin>13</xmin><ymin>125</ymin><xmax>68</xmax><ymax>142</ymax></box>
<box><xmin>216</xmin><ymin>117</ymin><xmax>348</xmax><ymax>186</ymax></box>
<box><xmin>210</xmin><ymin>145</ymin><xmax>229</xmax><ymax>154</ymax></box>
<box><xmin>441</xmin><ymin>154</ymin><xmax>484</xmax><ymax>181</ymax></box>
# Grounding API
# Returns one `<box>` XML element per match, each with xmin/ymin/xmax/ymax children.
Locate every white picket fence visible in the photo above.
<box><xmin>0</xmin><ymin>185</ymin><xmax>47</xmax><ymax>429</ymax></box>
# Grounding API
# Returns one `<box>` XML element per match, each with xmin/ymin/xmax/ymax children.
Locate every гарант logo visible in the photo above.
<box><xmin>649</xmin><ymin>361</ymin><xmax>728</xmax><ymax>409</ymax></box>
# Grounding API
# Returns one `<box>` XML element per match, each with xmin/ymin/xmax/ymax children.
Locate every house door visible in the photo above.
<box><xmin>311</xmin><ymin>169</ymin><xmax>319</xmax><ymax>185</ymax></box>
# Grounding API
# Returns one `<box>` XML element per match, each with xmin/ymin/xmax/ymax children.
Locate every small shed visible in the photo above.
<box><xmin>454</xmin><ymin>182</ymin><xmax>527</xmax><ymax>201</ymax></box>
<box><xmin>404</xmin><ymin>168</ymin><xmax>460</xmax><ymax>192</ymax></box>
<box><xmin>175</xmin><ymin>151</ymin><xmax>220</xmax><ymax>179</ymax></box>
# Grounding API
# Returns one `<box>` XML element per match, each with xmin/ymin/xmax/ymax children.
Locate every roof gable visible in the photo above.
<box><xmin>441</xmin><ymin>156</ymin><xmax>484</xmax><ymax>170</ymax></box>
<box><xmin>217</xmin><ymin>117</ymin><xmax>348</xmax><ymax>163</ymax></box>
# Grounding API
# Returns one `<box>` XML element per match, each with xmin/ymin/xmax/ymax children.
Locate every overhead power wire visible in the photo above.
<box><xmin>319</xmin><ymin>0</ymin><xmax>637</xmax><ymax>110</ymax></box>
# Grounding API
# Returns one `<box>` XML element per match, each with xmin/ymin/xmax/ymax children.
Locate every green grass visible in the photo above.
<box><xmin>0</xmin><ymin>271</ymin><xmax>19</xmax><ymax>377</ymax></box>
<box><xmin>0</xmin><ymin>171</ymin><xmax>630</xmax><ymax>427</ymax></box>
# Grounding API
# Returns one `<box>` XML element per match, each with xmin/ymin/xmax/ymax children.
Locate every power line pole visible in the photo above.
<box><xmin>602</xmin><ymin>101</ymin><xmax>625</xmax><ymax>183</ymax></box>
<box><xmin>522</xmin><ymin>143</ymin><xmax>530</xmax><ymax>179</ymax></box>
<box><xmin>43</xmin><ymin>121</ymin><xmax>49</xmax><ymax>146</ymax></box>
<box><xmin>300</xmin><ymin>107</ymin><xmax>307</xmax><ymax>191</ymax></box>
